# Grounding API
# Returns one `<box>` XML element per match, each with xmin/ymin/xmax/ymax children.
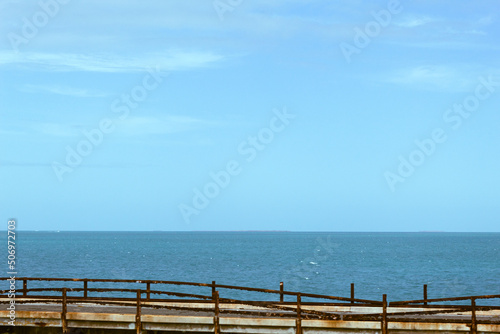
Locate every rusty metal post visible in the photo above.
<box><xmin>213</xmin><ymin>291</ymin><xmax>220</xmax><ymax>334</ymax></box>
<box><xmin>423</xmin><ymin>284</ymin><xmax>428</xmax><ymax>306</ymax></box>
<box><xmin>23</xmin><ymin>279</ymin><xmax>27</xmax><ymax>297</ymax></box>
<box><xmin>351</xmin><ymin>283</ymin><xmax>355</xmax><ymax>304</ymax></box>
<box><xmin>146</xmin><ymin>282</ymin><xmax>151</xmax><ymax>300</ymax></box>
<box><xmin>212</xmin><ymin>280</ymin><xmax>216</xmax><ymax>300</ymax></box>
<box><xmin>471</xmin><ymin>297</ymin><xmax>477</xmax><ymax>334</ymax></box>
<box><xmin>280</xmin><ymin>282</ymin><xmax>284</xmax><ymax>302</ymax></box>
<box><xmin>62</xmin><ymin>288</ymin><xmax>68</xmax><ymax>334</ymax></box>
<box><xmin>83</xmin><ymin>279</ymin><xmax>88</xmax><ymax>299</ymax></box>
<box><xmin>136</xmin><ymin>290</ymin><xmax>142</xmax><ymax>334</ymax></box>
<box><xmin>296</xmin><ymin>294</ymin><xmax>302</xmax><ymax>334</ymax></box>
<box><xmin>381</xmin><ymin>294</ymin><xmax>388</xmax><ymax>334</ymax></box>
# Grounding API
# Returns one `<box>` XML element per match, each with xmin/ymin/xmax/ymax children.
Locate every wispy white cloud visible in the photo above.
<box><xmin>395</xmin><ymin>16</ymin><xmax>435</xmax><ymax>28</ymax></box>
<box><xmin>0</xmin><ymin>122</ymin><xmax>81</xmax><ymax>137</ymax></box>
<box><xmin>387</xmin><ymin>12</ymin><xmax>496</xmax><ymax>50</ymax></box>
<box><xmin>466</xmin><ymin>29</ymin><xmax>487</xmax><ymax>35</ymax></box>
<box><xmin>115</xmin><ymin>115</ymin><xmax>219</xmax><ymax>136</ymax></box>
<box><xmin>477</xmin><ymin>15</ymin><xmax>494</xmax><ymax>25</ymax></box>
<box><xmin>20</xmin><ymin>84</ymin><xmax>109</xmax><ymax>98</ymax></box>
<box><xmin>0</xmin><ymin>1</ymin><xmax>359</xmax><ymax>53</ymax></box>
<box><xmin>33</xmin><ymin>123</ymin><xmax>82</xmax><ymax>137</ymax></box>
<box><xmin>384</xmin><ymin>65</ymin><xmax>496</xmax><ymax>92</ymax></box>
<box><xmin>0</xmin><ymin>159</ymin><xmax>151</xmax><ymax>168</ymax></box>
<box><xmin>444</xmin><ymin>26</ymin><xmax>487</xmax><ymax>36</ymax></box>
<box><xmin>0</xmin><ymin>50</ymin><xmax>225</xmax><ymax>72</ymax></box>
<box><xmin>395</xmin><ymin>14</ymin><xmax>493</xmax><ymax>31</ymax></box>
<box><xmin>0</xmin><ymin>160</ymin><xmax>53</xmax><ymax>168</ymax></box>
<box><xmin>0</xmin><ymin>115</ymin><xmax>221</xmax><ymax>138</ymax></box>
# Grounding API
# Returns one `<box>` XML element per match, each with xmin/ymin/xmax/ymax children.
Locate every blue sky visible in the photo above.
<box><xmin>1</xmin><ymin>0</ymin><xmax>499</xmax><ymax>231</ymax></box>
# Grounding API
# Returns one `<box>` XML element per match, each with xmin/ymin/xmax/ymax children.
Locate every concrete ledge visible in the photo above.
<box><xmin>1</xmin><ymin>302</ymin><xmax>500</xmax><ymax>333</ymax></box>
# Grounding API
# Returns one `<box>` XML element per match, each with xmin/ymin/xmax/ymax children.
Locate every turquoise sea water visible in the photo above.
<box><xmin>3</xmin><ymin>232</ymin><xmax>499</xmax><ymax>304</ymax></box>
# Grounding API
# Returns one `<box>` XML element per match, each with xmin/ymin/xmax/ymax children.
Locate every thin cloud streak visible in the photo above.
<box><xmin>0</xmin><ymin>51</ymin><xmax>225</xmax><ymax>72</ymax></box>
<box><xmin>383</xmin><ymin>65</ymin><xmax>500</xmax><ymax>92</ymax></box>
<box><xmin>394</xmin><ymin>16</ymin><xmax>435</xmax><ymax>28</ymax></box>
<box><xmin>115</xmin><ymin>115</ymin><xmax>220</xmax><ymax>136</ymax></box>
<box><xmin>0</xmin><ymin>115</ymin><xmax>223</xmax><ymax>138</ymax></box>
<box><xmin>0</xmin><ymin>160</ymin><xmax>151</xmax><ymax>169</ymax></box>
<box><xmin>20</xmin><ymin>84</ymin><xmax>109</xmax><ymax>98</ymax></box>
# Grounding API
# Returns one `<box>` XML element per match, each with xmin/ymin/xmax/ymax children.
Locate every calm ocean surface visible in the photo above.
<box><xmin>4</xmin><ymin>232</ymin><xmax>500</xmax><ymax>304</ymax></box>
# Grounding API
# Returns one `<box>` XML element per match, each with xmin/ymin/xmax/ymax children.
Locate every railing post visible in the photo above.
<box><xmin>423</xmin><ymin>284</ymin><xmax>428</xmax><ymax>306</ymax></box>
<box><xmin>62</xmin><ymin>288</ymin><xmax>68</xmax><ymax>334</ymax></box>
<box><xmin>296</xmin><ymin>294</ymin><xmax>302</xmax><ymax>334</ymax></box>
<box><xmin>381</xmin><ymin>294</ymin><xmax>388</xmax><ymax>334</ymax></box>
<box><xmin>212</xmin><ymin>280</ymin><xmax>216</xmax><ymax>300</ymax></box>
<box><xmin>280</xmin><ymin>282</ymin><xmax>284</xmax><ymax>302</ymax></box>
<box><xmin>146</xmin><ymin>282</ymin><xmax>151</xmax><ymax>301</ymax></box>
<box><xmin>136</xmin><ymin>290</ymin><xmax>142</xmax><ymax>334</ymax></box>
<box><xmin>213</xmin><ymin>291</ymin><xmax>220</xmax><ymax>334</ymax></box>
<box><xmin>471</xmin><ymin>297</ymin><xmax>477</xmax><ymax>334</ymax></box>
<box><xmin>351</xmin><ymin>283</ymin><xmax>355</xmax><ymax>304</ymax></box>
<box><xmin>23</xmin><ymin>279</ymin><xmax>27</xmax><ymax>297</ymax></box>
<box><xmin>83</xmin><ymin>279</ymin><xmax>88</xmax><ymax>299</ymax></box>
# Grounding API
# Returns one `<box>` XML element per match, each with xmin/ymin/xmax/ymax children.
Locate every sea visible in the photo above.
<box><xmin>3</xmin><ymin>232</ymin><xmax>499</xmax><ymax>305</ymax></box>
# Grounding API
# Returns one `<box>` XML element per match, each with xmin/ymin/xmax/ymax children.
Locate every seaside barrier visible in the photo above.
<box><xmin>1</xmin><ymin>277</ymin><xmax>499</xmax><ymax>333</ymax></box>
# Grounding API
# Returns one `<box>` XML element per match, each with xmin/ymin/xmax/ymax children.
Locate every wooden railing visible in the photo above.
<box><xmin>1</xmin><ymin>277</ymin><xmax>499</xmax><ymax>334</ymax></box>
<box><xmin>390</xmin><ymin>291</ymin><xmax>500</xmax><ymax>334</ymax></box>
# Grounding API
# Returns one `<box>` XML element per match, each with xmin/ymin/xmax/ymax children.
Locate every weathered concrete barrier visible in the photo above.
<box><xmin>1</xmin><ymin>302</ymin><xmax>500</xmax><ymax>334</ymax></box>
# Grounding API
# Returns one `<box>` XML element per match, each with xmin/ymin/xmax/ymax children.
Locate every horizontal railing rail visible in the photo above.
<box><xmin>391</xmin><ymin>294</ymin><xmax>500</xmax><ymax>305</ymax></box>
<box><xmin>0</xmin><ymin>276</ymin><xmax>382</xmax><ymax>304</ymax></box>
